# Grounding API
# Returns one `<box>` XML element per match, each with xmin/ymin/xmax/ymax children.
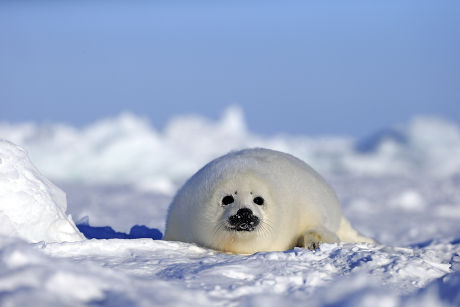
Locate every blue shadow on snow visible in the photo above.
<box><xmin>77</xmin><ymin>224</ymin><xmax>163</xmax><ymax>240</ymax></box>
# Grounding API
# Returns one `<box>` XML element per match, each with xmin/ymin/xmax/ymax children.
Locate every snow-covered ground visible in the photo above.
<box><xmin>1</xmin><ymin>108</ymin><xmax>459</xmax><ymax>306</ymax></box>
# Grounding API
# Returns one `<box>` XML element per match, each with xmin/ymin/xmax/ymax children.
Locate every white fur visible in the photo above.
<box><xmin>164</xmin><ymin>148</ymin><xmax>373</xmax><ymax>254</ymax></box>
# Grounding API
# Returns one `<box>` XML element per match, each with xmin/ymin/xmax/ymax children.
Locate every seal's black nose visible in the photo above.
<box><xmin>228</xmin><ymin>208</ymin><xmax>260</xmax><ymax>231</ymax></box>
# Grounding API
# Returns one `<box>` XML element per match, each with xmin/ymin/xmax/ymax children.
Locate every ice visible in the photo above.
<box><xmin>0</xmin><ymin>140</ymin><xmax>83</xmax><ymax>243</ymax></box>
<box><xmin>0</xmin><ymin>110</ymin><xmax>459</xmax><ymax>306</ymax></box>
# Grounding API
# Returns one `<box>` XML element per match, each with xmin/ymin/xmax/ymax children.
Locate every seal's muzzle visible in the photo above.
<box><xmin>228</xmin><ymin>208</ymin><xmax>260</xmax><ymax>231</ymax></box>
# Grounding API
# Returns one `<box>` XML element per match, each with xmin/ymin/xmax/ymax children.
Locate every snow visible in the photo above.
<box><xmin>0</xmin><ymin>109</ymin><xmax>459</xmax><ymax>306</ymax></box>
<box><xmin>0</xmin><ymin>140</ymin><xmax>83</xmax><ymax>243</ymax></box>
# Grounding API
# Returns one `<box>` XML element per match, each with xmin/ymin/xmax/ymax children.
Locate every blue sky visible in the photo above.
<box><xmin>1</xmin><ymin>0</ymin><xmax>459</xmax><ymax>137</ymax></box>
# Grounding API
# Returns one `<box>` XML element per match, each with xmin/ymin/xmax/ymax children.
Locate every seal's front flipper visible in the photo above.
<box><xmin>297</xmin><ymin>227</ymin><xmax>340</xmax><ymax>250</ymax></box>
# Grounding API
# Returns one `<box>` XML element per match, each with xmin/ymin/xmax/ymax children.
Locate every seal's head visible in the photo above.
<box><xmin>164</xmin><ymin>168</ymin><xmax>289</xmax><ymax>253</ymax></box>
<box><xmin>204</xmin><ymin>171</ymin><xmax>283</xmax><ymax>253</ymax></box>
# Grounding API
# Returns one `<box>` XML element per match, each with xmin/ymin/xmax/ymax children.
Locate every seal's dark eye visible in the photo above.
<box><xmin>222</xmin><ymin>195</ymin><xmax>234</xmax><ymax>206</ymax></box>
<box><xmin>253</xmin><ymin>196</ymin><xmax>264</xmax><ymax>205</ymax></box>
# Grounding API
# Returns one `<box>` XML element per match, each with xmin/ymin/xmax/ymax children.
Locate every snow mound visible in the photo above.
<box><xmin>0</xmin><ymin>140</ymin><xmax>84</xmax><ymax>243</ymax></box>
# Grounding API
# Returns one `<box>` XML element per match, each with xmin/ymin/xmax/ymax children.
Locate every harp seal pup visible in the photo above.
<box><xmin>164</xmin><ymin>148</ymin><xmax>374</xmax><ymax>254</ymax></box>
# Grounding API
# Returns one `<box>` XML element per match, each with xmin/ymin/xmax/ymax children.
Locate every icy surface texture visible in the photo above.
<box><xmin>0</xmin><ymin>237</ymin><xmax>458</xmax><ymax>306</ymax></box>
